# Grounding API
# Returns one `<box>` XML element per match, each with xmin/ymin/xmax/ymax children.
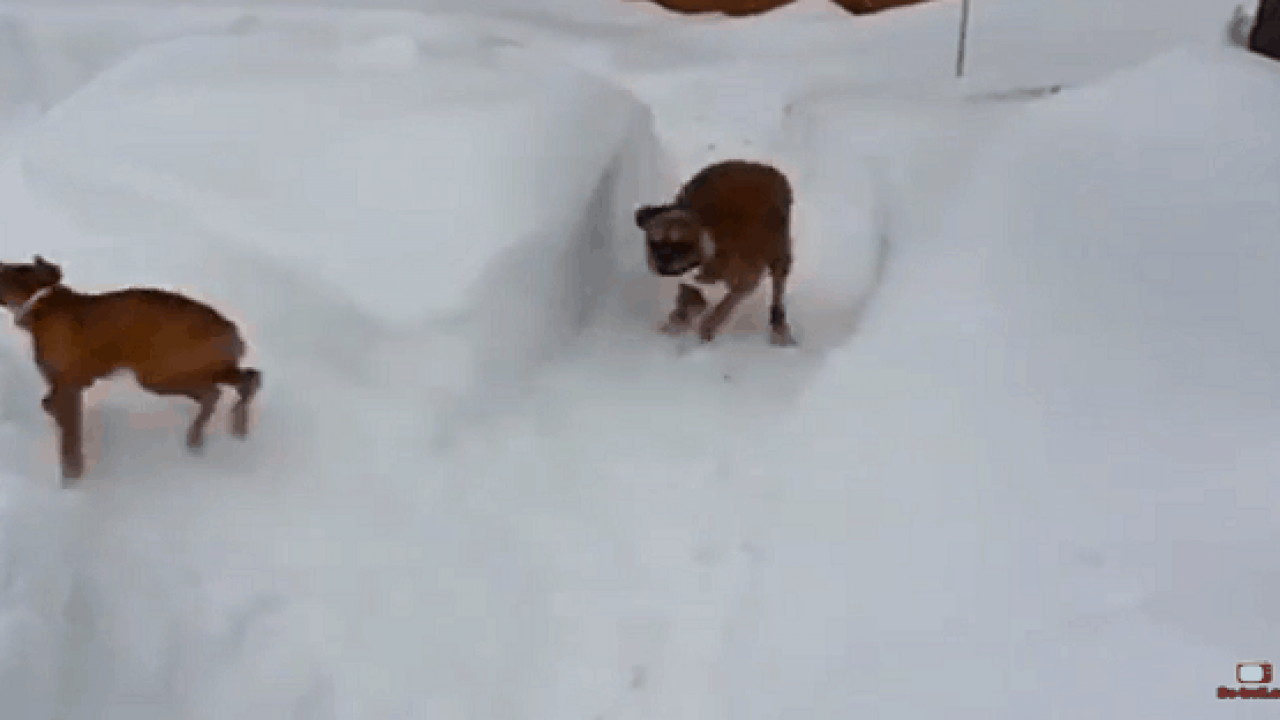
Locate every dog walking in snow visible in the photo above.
<box><xmin>0</xmin><ymin>256</ymin><xmax>261</xmax><ymax>484</ymax></box>
<box><xmin>636</xmin><ymin>159</ymin><xmax>797</xmax><ymax>347</ymax></box>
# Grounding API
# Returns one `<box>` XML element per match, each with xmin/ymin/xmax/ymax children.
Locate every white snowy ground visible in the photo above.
<box><xmin>0</xmin><ymin>0</ymin><xmax>1277</xmax><ymax>718</ymax></box>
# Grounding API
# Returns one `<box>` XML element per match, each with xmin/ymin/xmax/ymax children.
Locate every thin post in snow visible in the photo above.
<box><xmin>956</xmin><ymin>0</ymin><xmax>972</xmax><ymax>78</ymax></box>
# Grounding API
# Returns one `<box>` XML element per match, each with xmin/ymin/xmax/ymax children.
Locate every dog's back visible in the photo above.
<box><xmin>677</xmin><ymin>160</ymin><xmax>792</xmax><ymax>241</ymax></box>
<box><xmin>35</xmin><ymin>287</ymin><xmax>245</xmax><ymax>384</ymax></box>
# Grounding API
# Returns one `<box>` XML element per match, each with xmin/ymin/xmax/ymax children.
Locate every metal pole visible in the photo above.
<box><xmin>956</xmin><ymin>0</ymin><xmax>971</xmax><ymax>78</ymax></box>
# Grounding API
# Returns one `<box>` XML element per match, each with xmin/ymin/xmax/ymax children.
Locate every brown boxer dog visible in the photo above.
<box><xmin>0</xmin><ymin>256</ymin><xmax>261</xmax><ymax>484</ymax></box>
<box><xmin>636</xmin><ymin>159</ymin><xmax>796</xmax><ymax>347</ymax></box>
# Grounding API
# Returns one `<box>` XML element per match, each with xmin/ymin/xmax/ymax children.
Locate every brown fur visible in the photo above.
<box><xmin>0</xmin><ymin>256</ymin><xmax>261</xmax><ymax>484</ymax></box>
<box><xmin>636</xmin><ymin>159</ymin><xmax>797</xmax><ymax>346</ymax></box>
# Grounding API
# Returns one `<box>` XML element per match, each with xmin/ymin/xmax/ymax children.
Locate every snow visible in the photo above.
<box><xmin>0</xmin><ymin>0</ymin><xmax>1277</xmax><ymax>718</ymax></box>
<box><xmin>747</xmin><ymin>43</ymin><xmax>1280</xmax><ymax>718</ymax></box>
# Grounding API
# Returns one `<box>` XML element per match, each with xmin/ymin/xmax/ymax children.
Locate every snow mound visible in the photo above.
<box><xmin>986</xmin><ymin>46</ymin><xmax>1280</xmax><ymax>422</ymax></box>
<box><xmin>777</xmin><ymin>87</ymin><xmax>1013</xmax><ymax>348</ymax></box>
<box><xmin>15</xmin><ymin>25</ymin><xmax>664</xmax><ymax>413</ymax></box>
<box><xmin>967</xmin><ymin>44</ymin><xmax>1280</xmax><ymax>714</ymax></box>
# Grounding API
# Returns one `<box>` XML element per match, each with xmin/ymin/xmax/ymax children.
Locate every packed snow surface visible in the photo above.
<box><xmin>0</xmin><ymin>0</ymin><xmax>1276</xmax><ymax>718</ymax></box>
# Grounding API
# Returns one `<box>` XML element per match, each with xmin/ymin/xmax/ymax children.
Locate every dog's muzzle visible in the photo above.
<box><xmin>649</xmin><ymin>244</ymin><xmax>695</xmax><ymax>277</ymax></box>
<box><xmin>653</xmin><ymin>263</ymin><xmax>692</xmax><ymax>277</ymax></box>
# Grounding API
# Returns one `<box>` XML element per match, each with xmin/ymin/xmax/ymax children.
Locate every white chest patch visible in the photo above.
<box><xmin>671</xmin><ymin>265</ymin><xmax>729</xmax><ymax>307</ymax></box>
<box><xmin>682</xmin><ymin>231</ymin><xmax>726</xmax><ymax>301</ymax></box>
<box><xmin>676</xmin><ymin>266</ymin><xmax>720</xmax><ymax>288</ymax></box>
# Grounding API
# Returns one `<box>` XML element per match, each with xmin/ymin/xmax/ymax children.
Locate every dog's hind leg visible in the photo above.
<box><xmin>210</xmin><ymin>367</ymin><xmax>260</xmax><ymax>439</ymax></box>
<box><xmin>767</xmin><ymin>254</ymin><xmax>797</xmax><ymax>347</ymax></box>
<box><xmin>138</xmin><ymin>381</ymin><xmax>220</xmax><ymax>451</ymax></box>
<box><xmin>184</xmin><ymin>386</ymin><xmax>221</xmax><ymax>451</ymax></box>
<box><xmin>229</xmin><ymin>368</ymin><xmax>260</xmax><ymax>439</ymax></box>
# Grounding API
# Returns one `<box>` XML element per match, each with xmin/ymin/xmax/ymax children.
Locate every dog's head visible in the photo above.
<box><xmin>0</xmin><ymin>256</ymin><xmax>63</xmax><ymax>311</ymax></box>
<box><xmin>635</xmin><ymin>204</ymin><xmax>715</xmax><ymax>277</ymax></box>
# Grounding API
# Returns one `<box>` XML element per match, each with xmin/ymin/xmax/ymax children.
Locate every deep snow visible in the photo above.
<box><xmin>0</xmin><ymin>0</ymin><xmax>1277</xmax><ymax>718</ymax></box>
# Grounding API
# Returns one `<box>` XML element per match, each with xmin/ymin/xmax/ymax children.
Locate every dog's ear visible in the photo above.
<box><xmin>635</xmin><ymin>204</ymin><xmax>667</xmax><ymax>229</ymax></box>
<box><xmin>31</xmin><ymin>255</ymin><xmax>61</xmax><ymax>285</ymax></box>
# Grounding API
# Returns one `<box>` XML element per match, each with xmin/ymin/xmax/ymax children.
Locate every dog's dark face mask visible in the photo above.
<box><xmin>635</xmin><ymin>206</ymin><xmax>713</xmax><ymax>278</ymax></box>
<box><xmin>0</xmin><ymin>256</ymin><xmax>62</xmax><ymax>311</ymax></box>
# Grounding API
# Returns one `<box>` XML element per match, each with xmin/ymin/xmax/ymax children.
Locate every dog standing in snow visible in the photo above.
<box><xmin>0</xmin><ymin>256</ymin><xmax>261</xmax><ymax>484</ymax></box>
<box><xmin>634</xmin><ymin>159</ymin><xmax>793</xmax><ymax>345</ymax></box>
<box><xmin>636</xmin><ymin>159</ymin><xmax>797</xmax><ymax>347</ymax></box>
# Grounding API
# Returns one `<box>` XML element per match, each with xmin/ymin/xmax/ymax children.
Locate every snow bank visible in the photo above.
<box><xmin>976</xmin><ymin>46</ymin><xmax>1280</xmax><ymax>666</ymax></box>
<box><xmin>722</xmin><ymin>45</ymin><xmax>1280</xmax><ymax>718</ymax></box>
<box><xmin>963</xmin><ymin>0</ymin><xmax>1244</xmax><ymax>88</ymax></box>
<box><xmin>13</xmin><ymin>24</ymin><xmax>663</xmax><ymax>414</ymax></box>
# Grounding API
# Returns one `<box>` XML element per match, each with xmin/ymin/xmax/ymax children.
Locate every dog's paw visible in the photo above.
<box><xmin>769</xmin><ymin>325</ymin><xmax>797</xmax><ymax>348</ymax></box>
<box><xmin>231</xmin><ymin>408</ymin><xmax>249</xmax><ymax>439</ymax></box>
<box><xmin>61</xmin><ymin>459</ymin><xmax>83</xmax><ymax>486</ymax></box>
<box><xmin>660</xmin><ymin>319</ymin><xmax>690</xmax><ymax>336</ymax></box>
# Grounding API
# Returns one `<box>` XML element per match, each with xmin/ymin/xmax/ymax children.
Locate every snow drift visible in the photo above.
<box><xmin>778</xmin><ymin>85</ymin><xmax>1018</xmax><ymax>348</ymax></box>
<box><xmin>728</xmin><ymin>45</ymin><xmax>1280</xmax><ymax>719</ymax></box>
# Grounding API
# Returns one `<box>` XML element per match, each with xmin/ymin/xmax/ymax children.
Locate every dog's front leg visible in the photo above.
<box><xmin>36</xmin><ymin>359</ymin><xmax>57</xmax><ymax>415</ymax></box>
<box><xmin>696</xmin><ymin>267</ymin><xmax>761</xmax><ymax>343</ymax></box>
<box><xmin>697</xmin><ymin>287</ymin><xmax>752</xmax><ymax>343</ymax></box>
<box><xmin>48</xmin><ymin>384</ymin><xmax>85</xmax><ymax>484</ymax></box>
<box><xmin>662</xmin><ymin>283</ymin><xmax>708</xmax><ymax>335</ymax></box>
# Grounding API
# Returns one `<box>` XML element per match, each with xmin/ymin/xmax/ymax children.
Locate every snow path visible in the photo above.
<box><xmin>20</xmin><ymin>15</ymin><xmax>1007</xmax><ymax>717</ymax></box>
